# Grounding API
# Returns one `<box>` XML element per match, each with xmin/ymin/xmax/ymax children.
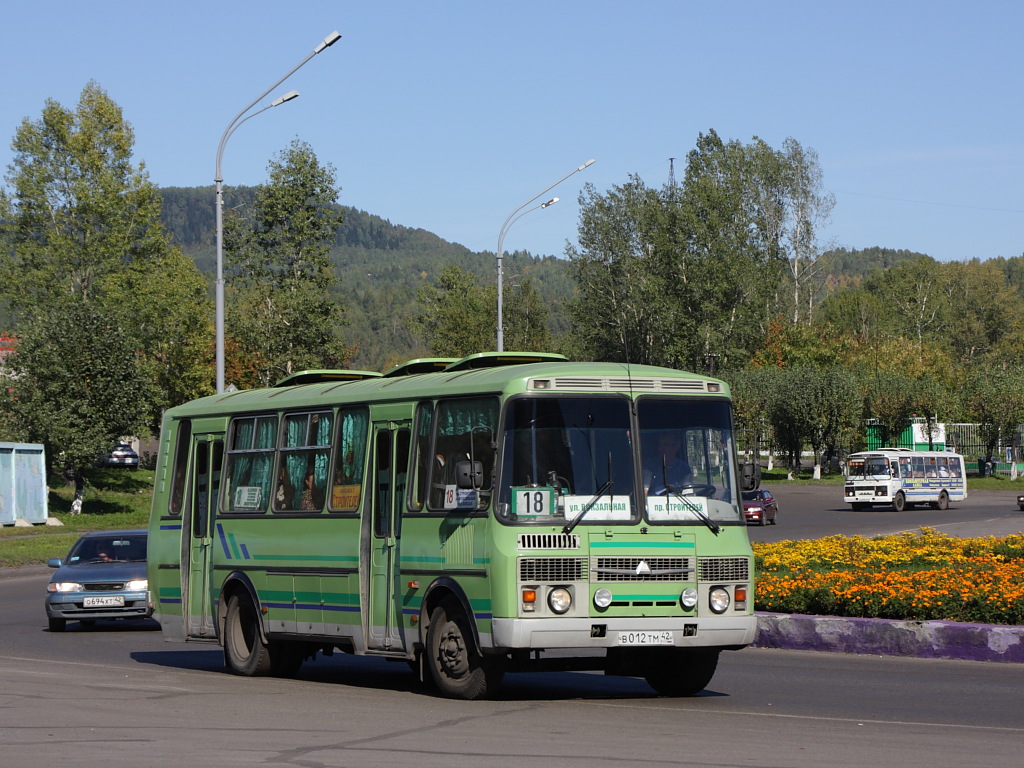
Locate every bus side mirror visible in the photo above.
<box><xmin>741</xmin><ymin>462</ymin><xmax>761</xmax><ymax>491</ymax></box>
<box><xmin>456</xmin><ymin>460</ymin><xmax>484</xmax><ymax>489</ymax></box>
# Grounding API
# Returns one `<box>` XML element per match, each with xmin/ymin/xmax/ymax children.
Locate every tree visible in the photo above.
<box><xmin>959</xmin><ymin>365</ymin><xmax>1024</xmax><ymax>460</ymax></box>
<box><xmin>2</xmin><ymin>301</ymin><xmax>153</xmax><ymax>511</ymax></box>
<box><xmin>412</xmin><ymin>265</ymin><xmax>495</xmax><ymax>357</ymax></box>
<box><xmin>0</xmin><ymin>81</ymin><xmax>210</xmax><ymax>464</ymax></box>
<box><xmin>102</xmin><ymin>248</ymin><xmax>214</xmax><ymax>421</ymax></box>
<box><xmin>0</xmin><ymin>82</ymin><xmax>168</xmax><ymax>313</ymax></box>
<box><xmin>224</xmin><ymin>139</ymin><xmax>349</xmax><ymax>387</ymax></box>
<box><xmin>504</xmin><ymin>277</ymin><xmax>555</xmax><ymax>352</ymax></box>
<box><xmin>566</xmin><ymin>131</ymin><xmax>802</xmax><ymax>371</ymax></box>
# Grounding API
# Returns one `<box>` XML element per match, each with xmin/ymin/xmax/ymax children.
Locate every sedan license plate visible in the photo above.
<box><xmin>83</xmin><ymin>595</ymin><xmax>124</xmax><ymax>608</ymax></box>
<box><xmin>617</xmin><ymin>630</ymin><xmax>674</xmax><ymax>646</ymax></box>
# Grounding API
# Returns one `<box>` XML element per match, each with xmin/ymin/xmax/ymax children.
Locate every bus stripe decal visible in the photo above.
<box><xmin>216</xmin><ymin>524</ymin><xmax>231</xmax><ymax>558</ymax></box>
<box><xmin>228</xmin><ymin>533</ymin><xmax>243</xmax><ymax>560</ymax></box>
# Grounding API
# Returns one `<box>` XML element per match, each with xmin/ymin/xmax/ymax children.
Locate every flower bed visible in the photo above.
<box><xmin>753</xmin><ymin>528</ymin><xmax>1024</xmax><ymax>625</ymax></box>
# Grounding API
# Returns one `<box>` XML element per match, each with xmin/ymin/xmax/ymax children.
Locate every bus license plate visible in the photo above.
<box><xmin>83</xmin><ymin>595</ymin><xmax>124</xmax><ymax>608</ymax></box>
<box><xmin>617</xmin><ymin>630</ymin><xmax>674</xmax><ymax>646</ymax></box>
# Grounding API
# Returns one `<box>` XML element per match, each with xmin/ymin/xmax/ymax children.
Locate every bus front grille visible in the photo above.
<box><xmin>591</xmin><ymin>557</ymin><xmax>694</xmax><ymax>582</ymax></box>
<box><xmin>698</xmin><ymin>556</ymin><xmax>750</xmax><ymax>581</ymax></box>
<box><xmin>519</xmin><ymin>557</ymin><xmax>586</xmax><ymax>582</ymax></box>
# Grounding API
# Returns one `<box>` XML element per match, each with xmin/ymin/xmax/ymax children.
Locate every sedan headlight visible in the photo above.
<box><xmin>709</xmin><ymin>587</ymin><xmax>731</xmax><ymax>614</ymax></box>
<box><xmin>48</xmin><ymin>582</ymin><xmax>84</xmax><ymax>593</ymax></box>
<box><xmin>548</xmin><ymin>587</ymin><xmax>572</xmax><ymax>614</ymax></box>
<box><xmin>125</xmin><ymin>579</ymin><xmax>148</xmax><ymax>591</ymax></box>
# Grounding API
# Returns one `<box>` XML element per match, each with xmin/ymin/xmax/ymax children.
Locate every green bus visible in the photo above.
<box><xmin>147</xmin><ymin>352</ymin><xmax>757</xmax><ymax>699</ymax></box>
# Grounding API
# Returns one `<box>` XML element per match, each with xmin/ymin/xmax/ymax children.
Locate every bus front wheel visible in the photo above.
<box><xmin>225</xmin><ymin>593</ymin><xmax>272</xmax><ymax>676</ymax></box>
<box><xmin>426</xmin><ymin>600</ymin><xmax>503</xmax><ymax>700</ymax></box>
<box><xmin>645</xmin><ymin>649</ymin><xmax>719</xmax><ymax>696</ymax></box>
<box><xmin>892</xmin><ymin>491</ymin><xmax>906</xmax><ymax>512</ymax></box>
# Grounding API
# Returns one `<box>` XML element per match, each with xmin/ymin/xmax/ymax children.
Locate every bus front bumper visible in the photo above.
<box><xmin>491</xmin><ymin>615</ymin><xmax>756</xmax><ymax>650</ymax></box>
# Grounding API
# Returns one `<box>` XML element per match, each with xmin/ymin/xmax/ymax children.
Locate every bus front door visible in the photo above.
<box><xmin>185</xmin><ymin>433</ymin><xmax>223</xmax><ymax>638</ymax></box>
<box><xmin>366</xmin><ymin>422</ymin><xmax>411</xmax><ymax>652</ymax></box>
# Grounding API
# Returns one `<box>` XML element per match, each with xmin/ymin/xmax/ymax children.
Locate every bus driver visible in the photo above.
<box><xmin>643</xmin><ymin>431</ymin><xmax>692</xmax><ymax>495</ymax></box>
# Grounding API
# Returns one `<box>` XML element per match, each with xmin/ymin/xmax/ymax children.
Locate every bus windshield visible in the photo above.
<box><xmin>637</xmin><ymin>398</ymin><xmax>741</xmax><ymax>523</ymax></box>
<box><xmin>846</xmin><ymin>457</ymin><xmax>890</xmax><ymax>478</ymax></box>
<box><xmin>497</xmin><ymin>396</ymin><xmax>636</xmax><ymax>524</ymax></box>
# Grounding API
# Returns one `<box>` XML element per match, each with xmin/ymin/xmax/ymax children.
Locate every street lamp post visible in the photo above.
<box><xmin>214</xmin><ymin>30</ymin><xmax>341</xmax><ymax>393</ymax></box>
<box><xmin>495</xmin><ymin>159</ymin><xmax>595</xmax><ymax>352</ymax></box>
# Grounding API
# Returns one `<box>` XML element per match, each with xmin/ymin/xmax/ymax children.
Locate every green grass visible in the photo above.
<box><xmin>0</xmin><ymin>467</ymin><xmax>153</xmax><ymax>568</ymax></box>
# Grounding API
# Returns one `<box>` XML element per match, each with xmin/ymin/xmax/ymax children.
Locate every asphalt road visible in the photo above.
<box><xmin>746</xmin><ymin>484</ymin><xmax>1024</xmax><ymax>543</ymax></box>
<box><xmin>2</xmin><ymin>488</ymin><xmax>1024</xmax><ymax>767</ymax></box>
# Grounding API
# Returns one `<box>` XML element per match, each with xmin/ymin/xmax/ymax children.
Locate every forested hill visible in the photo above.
<box><xmin>159</xmin><ymin>186</ymin><xmax>574</xmax><ymax>370</ymax></box>
<box><xmin>158</xmin><ymin>187</ymin><xmax>934</xmax><ymax>370</ymax></box>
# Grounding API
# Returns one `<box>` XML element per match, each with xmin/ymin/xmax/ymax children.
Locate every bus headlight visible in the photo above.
<box><xmin>593</xmin><ymin>588</ymin><xmax>613</xmax><ymax>609</ymax></box>
<box><xmin>709</xmin><ymin>587</ymin><xmax>730</xmax><ymax>614</ymax></box>
<box><xmin>680</xmin><ymin>587</ymin><xmax>698</xmax><ymax>609</ymax></box>
<box><xmin>548</xmin><ymin>587</ymin><xmax>572</xmax><ymax>614</ymax></box>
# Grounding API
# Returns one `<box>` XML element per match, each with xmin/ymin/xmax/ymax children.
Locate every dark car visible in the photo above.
<box><xmin>45</xmin><ymin>530</ymin><xmax>151</xmax><ymax>632</ymax></box>
<box><xmin>742</xmin><ymin>488</ymin><xmax>778</xmax><ymax>526</ymax></box>
<box><xmin>103</xmin><ymin>442</ymin><xmax>139</xmax><ymax>468</ymax></box>
<box><xmin>1018</xmin><ymin>494</ymin><xmax>1024</xmax><ymax>512</ymax></box>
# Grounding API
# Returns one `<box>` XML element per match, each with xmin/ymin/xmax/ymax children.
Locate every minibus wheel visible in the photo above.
<box><xmin>892</xmin><ymin>491</ymin><xmax>906</xmax><ymax>512</ymax></box>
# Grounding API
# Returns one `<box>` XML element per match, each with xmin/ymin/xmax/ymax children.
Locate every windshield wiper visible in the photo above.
<box><xmin>665</xmin><ymin>484</ymin><xmax>721</xmax><ymax>536</ymax></box>
<box><xmin>563</xmin><ymin>453</ymin><xmax>613</xmax><ymax>535</ymax></box>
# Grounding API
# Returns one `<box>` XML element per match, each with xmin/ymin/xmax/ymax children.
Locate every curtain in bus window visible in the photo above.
<box><xmin>331</xmin><ymin>407</ymin><xmax>368</xmax><ymax>511</ymax></box>
<box><xmin>226</xmin><ymin>416</ymin><xmax>276</xmax><ymax>512</ymax></box>
<box><xmin>429</xmin><ymin>398</ymin><xmax>498</xmax><ymax>510</ymax></box>
<box><xmin>279</xmin><ymin>412</ymin><xmax>332</xmax><ymax>512</ymax></box>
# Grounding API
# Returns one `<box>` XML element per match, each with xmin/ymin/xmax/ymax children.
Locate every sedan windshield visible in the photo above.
<box><xmin>67</xmin><ymin>535</ymin><xmax>148</xmax><ymax>564</ymax></box>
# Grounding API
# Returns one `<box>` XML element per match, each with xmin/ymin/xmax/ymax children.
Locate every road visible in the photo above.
<box><xmin>747</xmin><ymin>484</ymin><xmax>1024</xmax><ymax>543</ymax></box>
<box><xmin>2</xmin><ymin>487</ymin><xmax>1024</xmax><ymax>767</ymax></box>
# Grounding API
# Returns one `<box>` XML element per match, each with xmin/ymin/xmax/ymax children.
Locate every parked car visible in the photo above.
<box><xmin>44</xmin><ymin>530</ymin><xmax>151</xmax><ymax>632</ymax></box>
<box><xmin>742</xmin><ymin>488</ymin><xmax>778</xmax><ymax>526</ymax></box>
<box><xmin>103</xmin><ymin>442</ymin><xmax>139</xmax><ymax>468</ymax></box>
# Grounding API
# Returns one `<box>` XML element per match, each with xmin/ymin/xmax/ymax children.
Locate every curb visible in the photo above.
<box><xmin>755</xmin><ymin>612</ymin><xmax>1024</xmax><ymax>663</ymax></box>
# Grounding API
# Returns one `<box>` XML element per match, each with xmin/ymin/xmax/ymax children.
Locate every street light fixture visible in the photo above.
<box><xmin>496</xmin><ymin>159</ymin><xmax>594</xmax><ymax>352</ymax></box>
<box><xmin>214</xmin><ymin>30</ymin><xmax>341</xmax><ymax>393</ymax></box>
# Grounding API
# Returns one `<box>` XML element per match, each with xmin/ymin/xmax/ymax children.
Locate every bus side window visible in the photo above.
<box><xmin>427</xmin><ymin>397</ymin><xmax>498</xmax><ymax>511</ymax></box>
<box><xmin>168</xmin><ymin>420</ymin><xmax>192</xmax><ymax>516</ymax></box>
<box><xmin>891</xmin><ymin>461</ymin><xmax>899</xmax><ymax>478</ymax></box>
<box><xmin>408</xmin><ymin>402</ymin><xmax>434</xmax><ymax>512</ymax></box>
<box><xmin>329</xmin><ymin>407</ymin><xmax>368</xmax><ymax>512</ymax></box>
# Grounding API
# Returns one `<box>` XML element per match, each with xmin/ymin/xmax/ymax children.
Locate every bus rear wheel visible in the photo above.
<box><xmin>892</xmin><ymin>491</ymin><xmax>906</xmax><ymax>512</ymax></box>
<box><xmin>931</xmin><ymin>491</ymin><xmax>949</xmax><ymax>511</ymax></box>
<box><xmin>426</xmin><ymin>600</ymin><xmax>503</xmax><ymax>700</ymax></box>
<box><xmin>644</xmin><ymin>649</ymin><xmax>720</xmax><ymax>696</ymax></box>
<box><xmin>225</xmin><ymin>593</ymin><xmax>272</xmax><ymax>676</ymax></box>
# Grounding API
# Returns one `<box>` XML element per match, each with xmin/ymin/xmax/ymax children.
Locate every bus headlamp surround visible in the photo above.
<box><xmin>594</xmin><ymin>588</ymin><xmax>613</xmax><ymax>609</ymax></box>
<box><xmin>709</xmin><ymin>587</ymin><xmax>731</xmax><ymax>614</ymax></box>
<box><xmin>548</xmin><ymin>587</ymin><xmax>572</xmax><ymax>614</ymax></box>
<box><xmin>680</xmin><ymin>587</ymin><xmax>698</xmax><ymax>609</ymax></box>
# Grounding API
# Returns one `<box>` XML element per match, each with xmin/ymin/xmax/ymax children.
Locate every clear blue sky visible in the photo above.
<box><xmin>2</xmin><ymin>1</ymin><xmax>1021</xmax><ymax>263</ymax></box>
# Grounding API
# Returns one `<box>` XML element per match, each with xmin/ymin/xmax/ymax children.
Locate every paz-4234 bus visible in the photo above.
<box><xmin>843</xmin><ymin>448</ymin><xmax>967</xmax><ymax>511</ymax></box>
<box><xmin>147</xmin><ymin>353</ymin><xmax>759</xmax><ymax>699</ymax></box>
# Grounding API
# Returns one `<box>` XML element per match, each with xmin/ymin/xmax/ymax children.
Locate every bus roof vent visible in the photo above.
<box><xmin>273</xmin><ymin>369</ymin><xmax>382</xmax><ymax>387</ymax></box>
<box><xmin>530</xmin><ymin>377</ymin><xmax>710</xmax><ymax>392</ymax></box>
<box><xmin>382</xmin><ymin>358</ymin><xmax>458</xmax><ymax>377</ymax></box>
<box><xmin>444</xmin><ymin>352</ymin><xmax>567</xmax><ymax>372</ymax></box>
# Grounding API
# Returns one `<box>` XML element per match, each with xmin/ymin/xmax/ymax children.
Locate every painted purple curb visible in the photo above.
<box><xmin>754</xmin><ymin>612</ymin><xmax>1024</xmax><ymax>663</ymax></box>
